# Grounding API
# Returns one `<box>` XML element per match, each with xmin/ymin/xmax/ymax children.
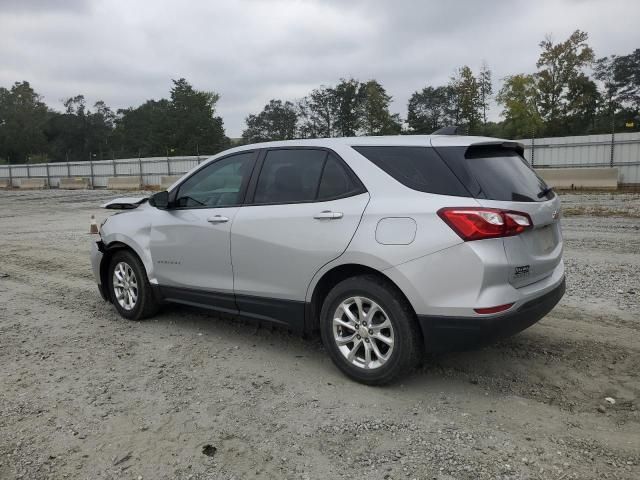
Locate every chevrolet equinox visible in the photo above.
<box><xmin>91</xmin><ymin>135</ymin><xmax>565</xmax><ymax>384</ymax></box>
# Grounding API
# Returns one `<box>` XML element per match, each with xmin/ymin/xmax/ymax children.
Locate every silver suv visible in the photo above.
<box><xmin>91</xmin><ymin>135</ymin><xmax>565</xmax><ymax>384</ymax></box>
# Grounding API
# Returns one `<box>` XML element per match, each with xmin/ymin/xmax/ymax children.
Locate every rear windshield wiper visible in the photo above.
<box><xmin>537</xmin><ymin>186</ymin><xmax>554</xmax><ymax>199</ymax></box>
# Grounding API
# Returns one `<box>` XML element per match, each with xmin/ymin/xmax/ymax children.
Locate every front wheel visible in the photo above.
<box><xmin>320</xmin><ymin>275</ymin><xmax>421</xmax><ymax>385</ymax></box>
<box><xmin>107</xmin><ymin>250</ymin><xmax>159</xmax><ymax>320</ymax></box>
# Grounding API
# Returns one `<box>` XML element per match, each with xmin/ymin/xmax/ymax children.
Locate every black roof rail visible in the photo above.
<box><xmin>431</xmin><ymin>125</ymin><xmax>465</xmax><ymax>135</ymax></box>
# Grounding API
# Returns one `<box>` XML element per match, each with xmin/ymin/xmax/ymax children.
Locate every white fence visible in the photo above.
<box><xmin>519</xmin><ymin>131</ymin><xmax>640</xmax><ymax>186</ymax></box>
<box><xmin>0</xmin><ymin>155</ymin><xmax>207</xmax><ymax>188</ymax></box>
<box><xmin>1</xmin><ymin>132</ymin><xmax>640</xmax><ymax>188</ymax></box>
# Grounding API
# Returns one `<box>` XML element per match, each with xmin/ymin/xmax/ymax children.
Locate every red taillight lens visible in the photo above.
<box><xmin>437</xmin><ymin>207</ymin><xmax>532</xmax><ymax>241</ymax></box>
<box><xmin>474</xmin><ymin>303</ymin><xmax>514</xmax><ymax>314</ymax></box>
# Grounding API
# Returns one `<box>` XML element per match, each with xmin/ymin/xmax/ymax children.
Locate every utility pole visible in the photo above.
<box><xmin>610</xmin><ymin>107</ymin><xmax>615</xmax><ymax>168</ymax></box>
<box><xmin>530</xmin><ymin>125</ymin><xmax>535</xmax><ymax>167</ymax></box>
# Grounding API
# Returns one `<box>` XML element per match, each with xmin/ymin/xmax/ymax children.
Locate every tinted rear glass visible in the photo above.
<box><xmin>464</xmin><ymin>146</ymin><xmax>552</xmax><ymax>202</ymax></box>
<box><xmin>353</xmin><ymin>146</ymin><xmax>470</xmax><ymax>197</ymax></box>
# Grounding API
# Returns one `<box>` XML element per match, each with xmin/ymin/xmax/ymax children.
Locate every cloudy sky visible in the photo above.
<box><xmin>1</xmin><ymin>0</ymin><xmax>638</xmax><ymax>136</ymax></box>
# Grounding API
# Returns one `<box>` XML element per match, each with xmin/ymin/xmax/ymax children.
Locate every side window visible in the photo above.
<box><xmin>317</xmin><ymin>154</ymin><xmax>361</xmax><ymax>200</ymax></box>
<box><xmin>353</xmin><ymin>146</ymin><xmax>469</xmax><ymax>197</ymax></box>
<box><xmin>176</xmin><ymin>152</ymin><xmax>254</xmax><ymax>208</ymax></box>
<box><xmin>254</xmin><ymin>149</ymin><xmax>326</xmax><ymax>204</ymax></box>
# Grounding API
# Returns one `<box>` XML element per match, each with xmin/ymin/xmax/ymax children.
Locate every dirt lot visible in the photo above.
<box><xmin>0</xmin><ymin>189</ymin><xmax>639</xmax><ymax>480</ymax></box>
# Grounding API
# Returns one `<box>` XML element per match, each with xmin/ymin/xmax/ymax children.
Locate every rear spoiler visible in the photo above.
<box><xmin>102</xmin><ymin>197</ymin><xmax>148</xmax><ymax>210</ymax></box>
<box><xmin>465</xmin><ymin>141</ymin><xmax>525</xmax><ymax>157</ymax></box>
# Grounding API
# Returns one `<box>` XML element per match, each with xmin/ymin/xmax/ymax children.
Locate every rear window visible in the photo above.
<box><xmin>464</xmin><ymin>146</ymin><xmax>552</xmax><ymax>202</ymax></box>
<box><xmin>434</xmin><ymin>144</ymin><xmax>553</xmax><ymax>202</ymax></box>
<box><xmin>352</xmin><ymin>146</ymin><xmax>470</xmax><ymax>197</ymax></box>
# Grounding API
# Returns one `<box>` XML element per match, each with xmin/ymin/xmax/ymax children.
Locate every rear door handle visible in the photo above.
<box><xmin>314</xmin><ymin>210</ymin><xmax>343</xmax><ymax>220</ymax></box>
<box><xmin>207</xmin><ymin>215</ymin><xmax>229</xmax><ymax>224</ymax></box>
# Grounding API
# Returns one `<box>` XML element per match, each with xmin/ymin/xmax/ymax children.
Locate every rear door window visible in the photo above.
<box><xmin>352</xmin><ymin>146</ymin><xmax>470</xmax><ymax>197</ymax></box>
<box><xmin>317</xmin><ymin>154</ymin><xmax>362</xmax><ymax>200</ymax></box>
<box><xmin>254</xmin><ymin>149</ymin><xmax>327</xmax><ymax>204</ymax></box>
<box><xmin>253</xmin><ymin>149</ymin><xmax>364</xmax><ymax>204</ymax></box>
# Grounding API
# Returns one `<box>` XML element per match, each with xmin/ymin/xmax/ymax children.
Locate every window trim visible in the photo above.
<box><xmin>168</xmin><ymin>150</ymin><xmax>260</xmax><ymax>210</ymax></box>
<box><xmin>244</xmin><ymin>146</ymin><xmax>367</xmax><ymax>207</ymax></box>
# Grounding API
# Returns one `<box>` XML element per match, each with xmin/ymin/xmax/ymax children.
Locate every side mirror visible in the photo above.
<box><xmin>149</xmin><ymin>191</ymin><xmax>170</xmax><ymax>209</ymax></box>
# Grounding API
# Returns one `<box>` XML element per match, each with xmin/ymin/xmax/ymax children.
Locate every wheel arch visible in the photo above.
<box><xmin>99</xmin><ymin>241</ymin><xmax>148</xmax><ymax>303</ymax></box>
<box><xmin>306</xmin><ymin>263</ymin><xmax>418</xmax><ymax>333</ymax></box>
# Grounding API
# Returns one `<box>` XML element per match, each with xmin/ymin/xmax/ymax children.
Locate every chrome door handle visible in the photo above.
<box><xmin>314</xmin><ymin>210</ymin><xmax>343</xmax><ymax>220</ymax></box>
<box><xmin>207</xmin><ymin>215</ymin><xmax>229</xmax><ymax>224</ymax></box>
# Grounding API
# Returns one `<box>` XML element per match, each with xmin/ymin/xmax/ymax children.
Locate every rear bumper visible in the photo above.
<box><xmin>418</xmin><ymin>277</ymin><xmax>565</xmax><ymax>352</ymax></box>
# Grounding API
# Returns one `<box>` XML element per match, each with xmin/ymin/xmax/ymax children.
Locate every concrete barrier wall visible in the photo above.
<box><xmin>0</xmin><ymin>179</ymin><xmax>10</xmax><ymax>189</ymax></box>
<box><xmin>59</xmin><ymin>177</ymin><xmax>91</xmax><ymax>189</ymax></box>
<box><xmin>19</xmin><ymin>178</ymin><xmax>48</xmax><ymax>189</ymax></box>
<box><xmin>519</xmin><ymin>131</ymin><xmax>640</xmax><ymax>185</ymax></box>
<box><xmin>107</xmin><ymin>177</ymin><xmax>142</xmax><ymax>190</ymax></box>
<box><xmin>160</xmin><ymin>175</ymin><xmax>183</xmax><ymax>189</ymax></box>
<box><xmin>536</xmin><ymin>167</ymin><xmax>618</xmax><ymax>189</ymax></box>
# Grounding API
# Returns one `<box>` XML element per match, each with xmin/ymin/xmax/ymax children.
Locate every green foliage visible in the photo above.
<box><xmin>46</xmin><ymin>95</ymin><xmax>116</xmax><ymax>162</ymax></box>
<box><xmin>242</xmin><ymin>99</ymin><xmax>298</xmax><ymax>143</ymax></box>
<box><xmin>496</xmin><ymin>74</ymin><xmax>543</xmax><ymax>138</ymax></box>
<box><xmin>478</xmin><ymin>61</ymin><xmax>493</xmax><ymax>125</ymax></box>
<box><xmin>113</xmin><ymin>78</ymin><xmax>228</xmax><ymax>158</ymax></box>
<box><xmin>0</xmin><ymin>81</ymin><xmax>49</xmax><ymax>163</ymax></box>
<box><xmin>0</xmin><ymin>78</ymin><xmax>228</xmax><ymax>163</ymax></box>
<box><xmin>407</xmin><ymin>86</ymin><xmax>454</xmax><ymax>133</ymax></box>
<box><xmin>450</xmin><ymin>66</ymin><xmax>483</xmax><ymax>134</ymax></box>
<box><xmin>296</xmin><ymin>78</ymin><xmax>400</xmax><ymax>138</ymax></box>
<box><xmin>535</xmin><ymin>30</ymin><xmax>595</xmax><ymax>135</ymax></box>
<box><xmin>360</xmin><ymin>80</ymin><xmax>402</xmax><ymax>135</ymax></box>
<box><xmin>595</xmin><ymin>49</ymin><xmax>640</xmax><ymax>112</ymax></box>
<box><xmin>298</xmin><ymin>85</ymin><xmax>338</xmax><ymax>138</ymax></box>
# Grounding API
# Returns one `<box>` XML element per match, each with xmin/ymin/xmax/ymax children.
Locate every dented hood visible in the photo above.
<box><xmin>101</xmin><ymin>197</ymin><xmax>148</xmax><ymax>209</ymax></box>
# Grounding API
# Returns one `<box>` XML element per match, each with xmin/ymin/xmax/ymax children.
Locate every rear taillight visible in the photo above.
<box><xmin>437</xmin><ymin>207</ymin><xmax>532</xmax><ymax>241</ymax></box>
<box><xmin>474</xmin><ymin>303</ymin><xmax>514</xmax><ymax>315</ymax></box>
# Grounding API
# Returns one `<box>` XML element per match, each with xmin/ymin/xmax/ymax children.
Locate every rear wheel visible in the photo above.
<box><xmin>320</xmin><ymin>275</ymin><xmax>421</xmax><ymax>385</ymax></box>
<box><xmin>107</xmin><ymin>250</ymin><xmax>159</xmax><ymax>320</ymax></box>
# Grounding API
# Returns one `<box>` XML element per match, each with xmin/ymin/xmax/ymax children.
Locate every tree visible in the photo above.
<box><xmin>113</xmin><ymin>79</ymin><xmax>228</xmax><ymax>157</ymax></box>
<box><xmin>449</xmin><ymin>66</ymin><xmax>482</xmax><ymax>133</ymax></box>
<box><xmin>168</xmin><ymin>78</ymin><xmax>227</xmax><ymax>155</ymax></box>
<box><xmin>565</xmin><ymin>74</ymin><xmax>600</xmax><ymax>134</ymax></box>
<box><xmin>0</xmin><ymin>81</ymin><xmax>49</xmax><ymax>163</ymax></box>
<box><xmin>332</xmin><ymin>78</ymin><xmax>365</xmax><ymax>137</ymax></box>
<box><xmin>46</xmin><ymin>95</ymin><xmax>117</xmax><ymax>161</ymax></box>
<box><xmin>360</xmin><ymin>80</ymin><xmax>401</xmax><ymax>135</ymax></box>
<box><xmin>298</xmin><ymin>86</ymin><xmax>338</xmax><ymax>138</ymax></box>
<box><xmin>596</xmin><ymin>49</ymin><xmax>640</xmax><ymax>112</ymax></box>
<box><xmin>406</xmin><ymin>86</ymin><xmax>454</xmax><ymax>133</ymax></box>
<box><xmin>113</xmin><ymin>99</ymin><xmax>172</xmax><ymax>158</ymax></box>
<box><xmin>613</xmin><ymin>49</ymin><xmax>640</xmax><ymax>111</ymax></box>
<box><xmin>496</xmin><ymin>74</ymin><xmax>543</xmax><ymax>139</ymax></box>
<box><xmin>242</xmin><ymin>99</ymin><xmax>298</xmax><ymax>143</ymax></box>
<box><xmin>535</xmin><ymin>30</ymin><xmax>595</xmax><ymax>135</ymax></box>
<box><xmin>479</xmin><ymin>61</ymin><xmax>493</xmax><ymax>126</ymax></box>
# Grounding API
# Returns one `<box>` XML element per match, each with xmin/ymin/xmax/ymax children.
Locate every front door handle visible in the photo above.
<box><xmin>314</xmin><ymin>210</ymin><xmax>343</xmax><ymax>220</ymax></box>
<box><xmin>207</xmin><ymin>215</ymin><xmax>229</xmax><ymax>224</ymax></box>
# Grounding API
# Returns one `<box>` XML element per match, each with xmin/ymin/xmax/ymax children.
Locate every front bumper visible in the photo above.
<box><xmin>418</xmin><ymin>277</ymin><xmax>565</xmax><ymax>352</ymax></box>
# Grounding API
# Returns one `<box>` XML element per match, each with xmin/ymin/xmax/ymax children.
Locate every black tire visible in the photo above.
<box><xmin>319</xmin><ymin>274</ymin><xmax>422</xmax><ymax>385</ymax></box>
<box><xmin>107</xmin><ymin>250</ymin><xmax>159</xmax><ymax>320</ymax></box>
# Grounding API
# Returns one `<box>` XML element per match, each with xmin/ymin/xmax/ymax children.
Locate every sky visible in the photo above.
<box><xmin>1</xmin><ymin>0</ymin><xmax>639</xmax><ymax>137</ymax></box>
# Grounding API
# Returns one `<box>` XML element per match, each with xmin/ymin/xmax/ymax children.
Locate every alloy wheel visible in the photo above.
<box><xmin>112</xmin><ymin>261</ymin><xmax>138</xmax><ymax>311</ymax></box>
<box><xmin>332</xmin><ymin>296</ymin><xmax>394</xmax><ymax>370</ymax></box>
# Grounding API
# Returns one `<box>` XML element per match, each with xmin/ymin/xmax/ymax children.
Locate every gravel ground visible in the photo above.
<box><xmin>0</xmin><ymin>189</ymin><xmax>638</xmax><ymax>480</ymax></box>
